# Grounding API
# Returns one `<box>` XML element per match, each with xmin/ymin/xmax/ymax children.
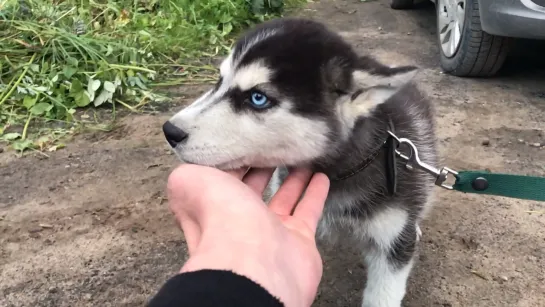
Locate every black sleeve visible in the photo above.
<box><xmin>147</xmin><ymin>269</ymin><xmax>284</xmax><ymax>307</ymax></box>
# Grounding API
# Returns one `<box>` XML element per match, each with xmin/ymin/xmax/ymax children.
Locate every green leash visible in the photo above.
<box><xmin>453</xmin><ymin>171</ymin><xmax>545</xmax><ymax>202</ymax></box>
<box><xmin>387</xmin><ymin>131</ymin><xmax>545</xmax><ymax>202</ymax></box>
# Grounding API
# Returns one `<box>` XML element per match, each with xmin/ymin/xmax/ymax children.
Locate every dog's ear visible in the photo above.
<box><xmin>322</xmin><ymin>56</ymin><xmax>355</xmax><ymax>96</ymax></box>
<box><xmin>343</xmin><ymin>56</ymin><xmax>418</xmax><ymax>119</ymax></box>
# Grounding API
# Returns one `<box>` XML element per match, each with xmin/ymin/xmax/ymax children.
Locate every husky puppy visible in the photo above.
<box><xmin>163</xmin><ymin>18</ymin><xmax>437</xmax><ymax>307</ymax></box>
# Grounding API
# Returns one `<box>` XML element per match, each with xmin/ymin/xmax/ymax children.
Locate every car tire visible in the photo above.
<box><xmin>437</xmin><ymin>0</ymin><xmax>512</xmax><ymax>77</ymax></box>
<box><xmin>390</xmin><ymin>0</ymin><xmax>414</xmax><ymax>10</ymax></box>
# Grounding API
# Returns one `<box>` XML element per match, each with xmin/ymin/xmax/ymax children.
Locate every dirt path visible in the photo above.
<box><xmin>1</xmin><ymin>1</ymin><xmax>544</xmax><ymax>306</ymax></box>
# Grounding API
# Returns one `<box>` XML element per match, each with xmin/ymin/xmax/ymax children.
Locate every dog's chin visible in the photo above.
<box><xmin>215</xmin><ymin>159</ymin><xmax>283</xmax><ymax>171</ymax></box>
<box><xmin>172</xmin><ymin>154</ymin><xmax>251</xmax><ymax>171</ymax></box>
<box><xmin>175</xmin><ymin>153</ymin><xmax>294</xmax><ymax>171</ymax></box>
<box><xmin>214</xmin><ymin>159</ymin><xmax>248</xmax><ymax>171</ymax></box>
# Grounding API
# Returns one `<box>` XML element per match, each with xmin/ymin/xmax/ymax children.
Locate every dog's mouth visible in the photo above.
<box><xmin>167</xmin><ymin>141</ymin><xmax>296</xmax><ymax>170</ymax></box>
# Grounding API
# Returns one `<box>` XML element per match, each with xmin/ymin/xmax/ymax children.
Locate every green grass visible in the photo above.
<box><xmin>0</xmin><ymin>0</ymin><xmax>305</xmax><ymax>152</ymax></box>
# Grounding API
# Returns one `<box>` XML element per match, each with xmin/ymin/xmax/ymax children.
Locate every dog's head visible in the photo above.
<box><xmin>163</xmin><ymin>18</ymin><xmax>418</xmax><ymax>170</ymax></box>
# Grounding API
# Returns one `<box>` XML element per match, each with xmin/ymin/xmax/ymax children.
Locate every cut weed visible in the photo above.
<box><xmin>0</xmin><ymin>0</ymin><xmax>305</xmax><ymax>153</ymax></box>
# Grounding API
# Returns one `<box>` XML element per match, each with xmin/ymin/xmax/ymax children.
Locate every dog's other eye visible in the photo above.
<box><xmin>249</xmin><ymin>91</ymin><xmax>269</xmax><ymax>108</ymax></box>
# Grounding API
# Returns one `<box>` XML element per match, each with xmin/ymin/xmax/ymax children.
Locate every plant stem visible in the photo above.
<box><xmin>0</xmin><ymin>53</ymin><xmax>37</xmax><ymax>106</ymax></box>
<box><xmin>22</xmin><ymin>112</ymin><xmax>32</xmax><ymax>140</ymax></box>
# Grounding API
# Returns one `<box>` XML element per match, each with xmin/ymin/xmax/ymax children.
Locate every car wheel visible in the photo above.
<box><xmin>390</xmin><ymin>0</ymin><xmax>414</xmax><ymax>10</ymax></box>
<box><xmin>437</xmin><ymin>0</ymin><xmax>512</xmax><ymax>77</ymax></box>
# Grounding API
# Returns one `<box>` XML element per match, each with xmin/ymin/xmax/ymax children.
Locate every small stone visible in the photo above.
<box><xmin>481</xmin><ymin>139</ymin><xmax>490</xmax><ymax>146</ymax></box>
<box><xmin>44</xmin><ymin>238</ymin><xmax>55</xmax><ymax>245</ymax></box>
<box><xmin>500</xmin><ymin>275</ymin><xmax>508</xmax><ymax>281</ymax></box>
<box><xmin>378</xmin><ymin>26</ymin><xmax>383</xmax><ymax>31</ymax></box>
<box><xmin>48</xmin><ymin>286</ymin><xmax>57</xmax><ymax>293</ymax></box>
<box><xmin>84</xmin><ymin>293</ymin><xmax>92</xmax><ymax>300</ymax></box>
<box><xmin>39</xmin><ymin>223</ymin><xmax>53</xmax><ymax>229</ymax></box>
<box><xmin>518</xmin><ymin>139</ymin><xmax>524</xmax><ymax>143</ymax></box>
<box><xmin>407</xmin><ymin>32</ymin><xmax>412</xmax><ymax>35</ymax></box>
<box><xmin>28</xmin><ymin>227</ymin><xmax>43</xmax><ymax>233</ymax></box>
<box><xmin>530</xmin><ymin>142</ymin><xmax>541</xmax><ymax>148</ymax></box>
<box><xmin>29</xmin><ymin>232</ymin><xmax>41</xmax><ymax>239</ymax></box>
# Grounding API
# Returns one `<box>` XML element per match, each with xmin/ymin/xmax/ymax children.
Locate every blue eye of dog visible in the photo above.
<box><xmin>249</xmin><ymin>91</ymin><xmax>268</xmax><ymax>108</ymax></box>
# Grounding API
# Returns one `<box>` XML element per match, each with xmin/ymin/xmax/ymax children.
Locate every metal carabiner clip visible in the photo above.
<box><xmin>387</xmin><ymin>131</ymin><xmax>459</xmax><ymax>190</ymax></box>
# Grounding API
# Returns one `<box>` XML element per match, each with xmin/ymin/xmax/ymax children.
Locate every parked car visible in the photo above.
<box><xmin>390</xmin><ymin>0</ymin><xmax>545</xmax><ymax>77</ymax></box>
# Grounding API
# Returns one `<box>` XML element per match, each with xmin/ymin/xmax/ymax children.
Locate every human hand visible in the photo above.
<box><xmin>166</xmin><ymin>164</ymin><xmax>330</xmax><ymax>307</ymax></box>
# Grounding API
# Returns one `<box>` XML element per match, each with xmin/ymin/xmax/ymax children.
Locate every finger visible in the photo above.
<box><xmin>167</xmin><ymin>165</ymin><xmax>208</xmax><ymax>254</ymax></box>
<box><xmin>241</xmin><ymin>167</ymin><xmax>275</xmax><ymax>195</ymax></box>
<box><xmin>175</xmin><ymin>215</ymin><xmax>202</xmax><ymax>256</ymax></box>
<box><xmin>268</xmin><ymin>168</ymin><xmax>313</xmax><ymax>216</ymax></box>
<box><xmin>292</xmin><ymin>172</ymin><xmax>330</xmax><ymax>233</ymax></box>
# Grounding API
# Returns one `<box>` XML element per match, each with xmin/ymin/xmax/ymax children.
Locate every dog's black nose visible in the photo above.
<box><xmin>163</xmin><ymin>121</ymin><xmax>188</xmax><ymax>148</ymax></box>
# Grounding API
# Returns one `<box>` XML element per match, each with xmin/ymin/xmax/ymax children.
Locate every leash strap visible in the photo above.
<box><xmin>453</xmin><ymin>171</ymin><xmax>545</xmax><ymax>201</ymax></box>
<box><xmin>386</xmin><ymin>130</ymin><xmax>545</xmax><ymax>202</ymax></box>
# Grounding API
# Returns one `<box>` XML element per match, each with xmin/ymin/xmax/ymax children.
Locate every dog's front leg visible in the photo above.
<box><xmin>361</xmin><ymin>209</ymin><xmax>419</xmax><ymax>307</ymax></box>
<box><xmin>262</xmin><ymin>167</ymin><xmax>289</xmax><ymax>203</ymax></box>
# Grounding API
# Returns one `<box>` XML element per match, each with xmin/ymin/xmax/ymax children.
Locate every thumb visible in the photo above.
<box><xmin>291</xmin><ymin>172</ymin><xmax>329</xmax><ymax>235</ymax></box>
<box><xmin>166</xmin><ymin>164</ymin><xmax>213</xmax><ymax>254</ymax></box>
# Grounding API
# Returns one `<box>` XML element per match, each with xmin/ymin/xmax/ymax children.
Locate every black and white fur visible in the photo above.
<box><xmin>163</xmin><ymin>18</ymin><xmax>438</xmax><ymax>307</ymax></box>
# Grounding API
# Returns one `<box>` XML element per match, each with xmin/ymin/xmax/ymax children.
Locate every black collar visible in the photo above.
<box><xmin>329</xmin><ymin>120</ymin><xmax>398</xmax><ymax>196</ymax></box>
<box><xmin>330</xmin><ymin>138</ymin><xmax>389</xmax><ymax>181</ymax></box>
